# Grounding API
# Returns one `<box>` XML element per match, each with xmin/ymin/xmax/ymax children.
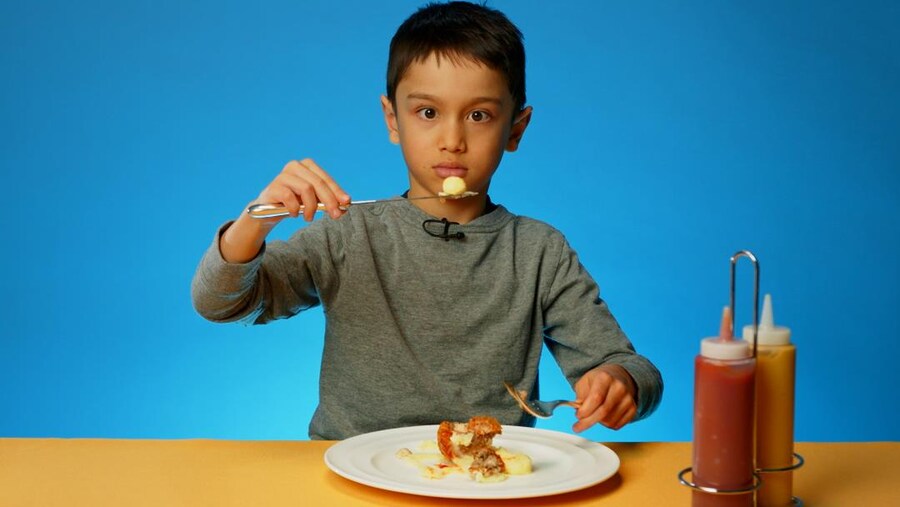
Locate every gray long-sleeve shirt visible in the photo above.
<box><xmin>192</xmin><ymin>198</ymin><xmax>662</xmax><ymax>439</ymax></box>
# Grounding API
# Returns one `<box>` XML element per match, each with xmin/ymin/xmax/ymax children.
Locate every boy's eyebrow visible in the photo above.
<box><xmin>406</xmin><ymin>92</ymin><xmax>504</xmax><ymax>106</ymax></box>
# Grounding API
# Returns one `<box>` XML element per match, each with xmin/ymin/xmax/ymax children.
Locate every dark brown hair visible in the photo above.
<box><xmin>386</xmin><ymin>1</ymin><xmax>526</xmax><ymax>116</ymax></box>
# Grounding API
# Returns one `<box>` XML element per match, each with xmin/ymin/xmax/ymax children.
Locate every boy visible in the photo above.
<box><xmin>192</xmin><ymin>1</ymin><xmax>662</xmax><ymax>440</ymax></box>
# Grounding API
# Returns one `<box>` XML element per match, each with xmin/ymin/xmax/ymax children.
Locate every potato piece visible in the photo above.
<box><xmin>497</xmin><ymin>448</ymin><xmax>533</xmax><ymax>475</ymax></box>
<box><xmin>441</xmin><ymin>176</ymin><xmax>467</xmax><ymax>196</ymax></box>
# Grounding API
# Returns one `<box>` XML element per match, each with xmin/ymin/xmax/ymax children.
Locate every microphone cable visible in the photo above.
<box><xmin>422</xmin><ymin>218</ymin><xmax>465</xmax><ymax>241</ymax></box>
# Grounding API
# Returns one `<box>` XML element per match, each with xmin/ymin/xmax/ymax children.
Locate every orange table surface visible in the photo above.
<box><xmin>1</xmin><ymin>439</ymin><xmax>897</xmax><ymax>506</ymax></box>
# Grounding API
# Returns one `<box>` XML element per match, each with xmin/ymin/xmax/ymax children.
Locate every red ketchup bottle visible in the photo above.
<box><xmin>692</xmin><ymin>307</ymin><xmax>756</xmax><ymax>507</ymax></box>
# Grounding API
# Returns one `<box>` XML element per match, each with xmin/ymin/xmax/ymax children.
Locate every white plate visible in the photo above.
<box><xmin>324</xmin><ymin>424</ymin><xmax>620</xmax><ymax>500</ymax></box>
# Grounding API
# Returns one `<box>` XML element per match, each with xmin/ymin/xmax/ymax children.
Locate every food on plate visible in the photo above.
<box><xmin>439</xmin><ymin>176</ymin><xmax>467</xmax><ymax>197</ymax></box>
<box><xmin>396</xmin><ymin>416</ymin><xmax>532</xmax><ymax>482</ymax></box>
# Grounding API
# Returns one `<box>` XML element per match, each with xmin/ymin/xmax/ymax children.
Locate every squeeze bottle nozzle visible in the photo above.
<box><xmin>719</xmin><ymin>306</ymin><xmax>732</xmax><ymax>341</ymax></box>
<box><xmin>743</xmin><ymin>294</ymin><xmax>792</xmax><ymax>345</ymax></box>
<box><xmin>701</xmin><ymin>306</ymin><xmax>751</xmax><ymax>360</ymax></box>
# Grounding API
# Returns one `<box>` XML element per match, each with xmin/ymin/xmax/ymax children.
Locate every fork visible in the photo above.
<box><xmin>503</xmin><ymin>381</ymin><xmax>582</xmax><ymax>419</ymax></box>
<box><xmin>246</xmin><ymin>192</ymin><xmax>479</xmax><ymax>219</ymax></box>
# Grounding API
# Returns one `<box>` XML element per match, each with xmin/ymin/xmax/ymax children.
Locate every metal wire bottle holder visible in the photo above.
<box><xmin>677</xmin><ymin>250</ymin><xmax>804</xmax><ymax>505</ymax></box>
<box><xmin>758</xmin><ymin>453</ymin><xmax>805</xmax><ymax>506</ymax></box>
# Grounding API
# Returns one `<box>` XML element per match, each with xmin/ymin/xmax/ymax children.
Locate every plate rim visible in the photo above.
<box><xmin>323</xmin><ymin>424</ymin><xmax>620</xmax><ymax>500</ymax></box>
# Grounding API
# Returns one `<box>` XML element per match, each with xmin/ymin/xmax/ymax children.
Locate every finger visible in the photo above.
<box><xmin>262</xmin><ymin>162</ymin><xmax>310</xmax><ymax>216</ymax></box>
<box><xmin>577</xmin><ymin>381</ymin><xmax>634</xmax><ymax>432</ymax></box>
<box><xmin>263</xmin><ymin>176</ymin><xmax>310</xmax><ymax>219</ymax></box>
<box><xmin>277</xmin><ymin>167</ymin><xmax>336</xmax><ymax>221</ymax></box>
<box><xmin>572</xmin><ymin>396</ymin><xmax>612</xmax><ymax>433</ymax></box>
<box><xmin>291</xmin><ymin>161</ymin><xmax>344</xmax><ymax>219</ymax></box>
<box><xmin>574</xmin><ymin>395</ymin><xmax>628</xmax><ymax>433</ymax></box>
<box><xmin>265</xmin><ymin>185</ymin><xmax>302</xmax><ymax>217</ymax></box>
<box><xmin>572</xmin><ymin>405</ymin><xmax>605</xmax><ymax>433</ymax></box>
<box><xmin>300</xmin><ymin>158</ymin><xmax>351</xmax><ymax>205</ymax></box>
<box><xmin>297</xmin><ymin>182</ymin><xmax>319</xmax><ymax>222</ymax></box>
<box><xmin>572</xmin><ymin>416</ymin><xmax>594</xmax><ymax>433</ymax></box>
<box><xmin>610</xmin><ymin>402</ymin><xmax>637</xmax><ymax>430</ymax></box>
<box><xmin>595</xmin><ymin>380</ymin><xmax>631</xmax><ymax>426</ymax></box>
<box><xmin>276</xmin><ymin>171</ymin><xmax>326</xmax><ymax>215</ymax></box>
<box><xmin>574</xmin><ymin>375</ymin><xmax>610</xmax><ymax>420</ymax></box>
<box><xmin>297</xmin><ymin>158</ymin><xmax>349</xmax><ymax>219</ymax></box>
<box><xmin>603</xmin><ymin>395</ymin><xmax>635</xmax><ymax>428</ymax></box>
<box><xmin>575</xmin><ymin>390</ymin><xmax>604</xmax><ymax>422</ymax></box>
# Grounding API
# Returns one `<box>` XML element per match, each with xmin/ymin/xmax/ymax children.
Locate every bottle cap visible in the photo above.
<box><xmin>742</xmin><ymin>294</ymin><xmax>791</xmax><ymax>345</ymax></box>
<box><xmin>701</xmin><ymin>306</ymin><xmax>752</xmax><ymax>360</ymax></box>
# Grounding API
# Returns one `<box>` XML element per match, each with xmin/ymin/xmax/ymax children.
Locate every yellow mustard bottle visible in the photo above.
<box><xmin>743</xmin><ymin>294</ymin><xmax>795</xmax><ymax>507</ymax></box>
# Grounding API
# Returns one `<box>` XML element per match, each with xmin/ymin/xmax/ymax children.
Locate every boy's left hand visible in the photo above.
<box><xmin>572</xmin><ymin>364</ymin><xmax>637</xmax><ymax>433</ymax></box>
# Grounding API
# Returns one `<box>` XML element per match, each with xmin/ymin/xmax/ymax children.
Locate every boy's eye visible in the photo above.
<box><xmin>417</xmin><ymin>108</ymin><xmax>437</xmax><ymax>120</ymax></box>
<box><xmin>468</xmin><ymin>110</ymin><xmax>492</xmax><ymax>122</ymax></box>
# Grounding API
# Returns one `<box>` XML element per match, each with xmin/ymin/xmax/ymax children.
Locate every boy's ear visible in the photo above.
<box><xmin>380</xmin><ymin>95</ymin><xmax>401</xmax><ymax>145</ymax></box>
<box><xmin>505</xmin><ymin>106</ymin><xmax>533</xmax><ymax>152</ymax></box>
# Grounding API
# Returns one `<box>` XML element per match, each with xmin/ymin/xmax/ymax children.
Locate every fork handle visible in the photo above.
<box><xmin>246</xmin><ymin>203</ymin><xmax>349</xmax><ymax>219</ymax></box>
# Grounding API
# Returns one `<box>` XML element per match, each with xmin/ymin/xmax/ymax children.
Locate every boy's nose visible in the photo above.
<box><xmin>439</xmin><ymin>120</ymin><xmax>466</xmax><ymax>153</ymax></box>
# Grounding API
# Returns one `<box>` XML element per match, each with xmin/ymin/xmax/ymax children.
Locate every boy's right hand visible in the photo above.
<box><xmin>219</xmin><ymin>159</ymin><xmax>350</xmax><ymax>264</ymax></box>
<box><xmin>255</xmin><ymin>158</ymin><xmax>352</xmax><ymax>222</ymax></box>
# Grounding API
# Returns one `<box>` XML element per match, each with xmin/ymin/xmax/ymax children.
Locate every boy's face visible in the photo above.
<box><xmin>381</xmin><ymin>53</ymin><xmax>531</xmax><ymax>200</ymax></box>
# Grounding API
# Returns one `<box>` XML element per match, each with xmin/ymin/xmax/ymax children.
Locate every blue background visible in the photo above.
<box><xmin>1</xmin><ymin>0</ymin><xmax>898</xmax><ymax>442</ymax></box>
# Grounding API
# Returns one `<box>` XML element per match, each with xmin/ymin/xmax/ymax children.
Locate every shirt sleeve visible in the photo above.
<box><xmin>541</xmin><ymin>237</ymin><xmax>663</xmax><ymax>421</ymax></box>
<box><xmin>190</xmin><ymin>220</ymin><xmax>331</xmax><ymax>325</ymax></box>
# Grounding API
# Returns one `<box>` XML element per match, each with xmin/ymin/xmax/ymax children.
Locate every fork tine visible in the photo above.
<box><xmin>503</xmin><ymin>381</ymin><xmax>550</xmax><ymax>418</ymax></box>
<box><xmin>525</xmin><ymin>402</ymin><xmax>551</xmax><ymax>419</ymax></box>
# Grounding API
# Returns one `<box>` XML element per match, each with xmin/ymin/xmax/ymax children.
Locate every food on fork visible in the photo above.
<box><xmin>439</xmin><ymin>176</ymin><xmax>467</xmax><ymax>197</ymax></box>
<box><xmin>396</xmin><ymin>416</ymin><xmax>532</xmax><ymax>482</ymax></box>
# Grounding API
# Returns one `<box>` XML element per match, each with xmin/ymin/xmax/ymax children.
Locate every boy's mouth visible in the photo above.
<box><xmin>433</xmin><ymin>162</ymin><xmax>467</xmax><ymax>178</ymax></box>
